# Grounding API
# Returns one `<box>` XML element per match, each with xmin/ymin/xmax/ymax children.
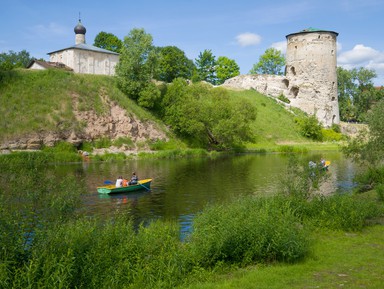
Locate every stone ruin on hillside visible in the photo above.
<box><xmin>222</xmin><ymin>28</ymin><xmax>340</xmax><ymax>127</ymax></box>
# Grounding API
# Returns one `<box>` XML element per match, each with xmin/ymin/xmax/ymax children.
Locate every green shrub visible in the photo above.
<box><xmin>376</xmin><ymin>184</ymin><xmax>384</xmax><ymax>201</ymax></box>
<box><xmin>277</xmin><ymin>145</ymin><xmax>309</xmax><ymax>154</ymax></box>
<box><xmin>277</xmin><ymin>94</ymin><xmax>290</xmax><ymax>104</ymax></box>
<box><xmin>8</xmin><ymin>217</ymin><xmax>187</xmax><ymax>289</ymax></box>
<box><xmin>148</xmin><ymin>139</ymin><xmax>184</xmax><ymax>150</ymax></box>
<box><xmin>321</xmin><ymin>128</ymin><xmax>343</xmax><ymax>141</ymax></box>
<box><xmin>302</xmin><ymin>194</ymin><xmax>383</xmax><ymax>231</ymax></box>
<box><xmin>42</xmin><ymin>141</ymin><xmax>77</xmax><ymax>153</ymax></box>
<box><xmin>92</xmin><ymin>152</ymin><xmax>128</xmax><ymax>162</ymax></box>
<box><xmin>93</xmin><ymin>137</ymin><xmax>112</xmax><ymax>149</ymax></box>
<box><xmin>112</xmin><ymin>136</ymin><xmax>134</xmax><ymax>148</ymax></box>
<box><xmin>354</xmin><ymin>166</ymin><xmax>384</xmax><ymax>192</ymax></box>
<box><xmin>295</xmin><ymin>115</ymin><xmax>323</xmax><ymax>141</ymax></box>
<box><xmin>331</xmin><ymin>123</ymin><xmax>341</xmax><ymax>133</ymax></box>
<box><xmin>187</xmin><ymin>196</ymin><xmax>310</xmax><ymax>267</ymax></box>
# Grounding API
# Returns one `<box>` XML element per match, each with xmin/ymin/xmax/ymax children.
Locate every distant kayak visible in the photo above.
<box><xmin>97</xmin><ymin>179</ymin><xmax>152</xmax><ymax>194</ymax></box>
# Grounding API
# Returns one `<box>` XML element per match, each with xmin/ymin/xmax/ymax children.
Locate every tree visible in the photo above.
<box><xmin>115</xmin><ymin>28</ymin><xmax>159</xmax><ymax>103</ymax></box>
<box><xmin>295</xmin><ymin>115</ymin><xmax>323</xmax><ymax>141</ymax></box>
<box><xmin>249</xmin><ymin>48</ymin><xmax>285</xmax><ymax>75</ymax></box>
<box><xmin>0</xmin><ymin>50</ymin><xmax>32</xmax><ymax>71</ymax></box>
<box><xmin>154</xmin><ymin>46</ymin><xmax>195</xmax><ymax>83</ymax></box>
<box><xmin>337</xmin><ymin>67</ymin><xmax>378</xmax><ymax>122</ymax></box>
<box><xmin>193</xmin><ymin>49</ymin><xmax>217</xmax><ymax>84</ymax></box>
<box><xmin>93</xmin><ymin>32</ymin><xmax>122</xmax><ymax>53</ymax></box>
<box><xmin>215</xmin><ymin>56</ymin><xmax>240</xmax><ymax>85</ymax></box>
<box><xmin>162</xmin><ymin>78</ymin><xmax>256</xmax><ymax>149</ymax></box>
<box><xmin>343</xmin><ymin>99</ymin><xmax>384</xmax><ymax>166</ymax></box>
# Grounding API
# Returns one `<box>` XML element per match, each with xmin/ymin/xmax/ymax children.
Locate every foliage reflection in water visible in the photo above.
<box><xmin>77</xmin><ymin>151</ymin><xmax>359</xmax><ymax>235</ymax></box>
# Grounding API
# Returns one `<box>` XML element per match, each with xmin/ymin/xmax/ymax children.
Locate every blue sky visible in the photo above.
<box><xmin>1</xmin><ymin>0</ymin><xmax>383</xmax><ymax>85</ymax></box>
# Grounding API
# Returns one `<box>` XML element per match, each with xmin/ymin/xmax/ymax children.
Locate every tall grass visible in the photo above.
<box><xmin>186</xmin><ymin>196</ymin><xmax>310</xmax><ymax>267</ymax></box>
<box><xmin>1</xmin><ymin>155</ymin><xmax>383</xmax><ymax>288</ymax></box>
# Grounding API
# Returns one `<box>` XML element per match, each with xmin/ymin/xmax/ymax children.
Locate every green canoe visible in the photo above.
<box><xmin>97</xmin><ymin>178</ymin><xmax>152</xmax><ymax>194</ymax></box>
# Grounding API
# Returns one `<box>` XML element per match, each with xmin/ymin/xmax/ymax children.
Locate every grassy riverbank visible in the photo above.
<box><xmin>182</xmin><ymin>224</ymin><xmax>384</xmax><ymax>289</ymax></box>
<box><xmin>0</xmin><ymin>69</ymin><xmax>343</xmax><ymax>153</ymax></box>
<box><xmin>1</xmin><ymin>150</ymin><xmax>383</xmax><ymax>288</ymax></box>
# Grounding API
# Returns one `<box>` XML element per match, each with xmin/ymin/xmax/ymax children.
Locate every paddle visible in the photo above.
<box><xmin>137</xmin><ymin>181</ymin><xmax>151</xmax><ymax>191</ymax></box>
<box><xmin>104</xmin><ymin>180</ymin><xmax>113</xmax><ymax>185</ymax></box>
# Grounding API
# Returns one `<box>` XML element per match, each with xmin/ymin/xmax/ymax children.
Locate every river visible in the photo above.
<box><xmin>58</xmin><ymin>151</ymin><xmax>359</xmax><ymax>236</ymax></box>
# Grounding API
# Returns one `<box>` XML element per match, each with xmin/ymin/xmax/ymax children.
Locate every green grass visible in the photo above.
<box><xmin>0</xmin><ymin>69</ymin><xmax>167</xmax><ymax>143</ymax></box>
<box><xmin>227</xmin><ymin>89</ymin><xmax>307</xmax><ymax>146</ymax></box>
<box><xmin>0</xmin><ymin>69</ymin><xmax>339</xmax><ymax>152</ymax></box>
<box><xmin>181</xmin><ymin>225</ymin><xmax>384</xmax><ymax>289</ymax></box>
<box><xmin>1</xmin><ymin>153</ymin><xmax>383</xmax><ymax>288</ymax></box>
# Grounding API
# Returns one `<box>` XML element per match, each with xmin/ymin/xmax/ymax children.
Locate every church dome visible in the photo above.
<box><xmin>74</xmin><ymin>20</ymin><xmax>86</xmax><ymax>35</ymax></box>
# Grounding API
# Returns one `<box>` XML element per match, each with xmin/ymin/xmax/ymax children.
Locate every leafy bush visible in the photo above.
<box><xmin>354</xmin><ymin>166</ymin><xmax>384</xmax><ymax>192</ymax></box>
<box><xmin>277</xmin><ymin>94</ymin><xmax>290</xmax><ymax>103</ymax></box>
<box><xmin>300</xmin><ymin>194</ymin><xmax>383</xmax><ymax>231</ymax></box>
<box><xmin>93</xmin><ymin>137</ymin><xmax>112</xmax><ymax>149</ymax></box>
<box><xmin>42</xmin><ymin>141</ymin><xmax>77</xmax><ymax>153</ymax></box>
<box><xmin>187</xmin><ymin>196</ymin><xmax>310</xmax><ymax>267</ymax></box>
<box><xmin>376</xmin><ymin>184</ymin><xmax>384</xmax><ymax>202</ymax></box>
<box><xmin>331</xmin><ymin>123</ymin><xmax>341</xmax><ymax>133</ymax></box>
<box><xmin>295</xmin><ymin>115</ymin><xmax>323</xmax><ymax>141</ymax></box>
<box><xmin>112</xmin><ymin>136</ymin><xmax>134</xmax><ymax>148</ymax></box>
<box><xmin>321</xmin><ymin>128</ymin><xmax>344</xmax><ymax>141</ymax></box>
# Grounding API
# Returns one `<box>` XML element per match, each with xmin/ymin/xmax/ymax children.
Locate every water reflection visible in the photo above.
<box><xmin>73</xmin><ymin>152</ymin><xmax>360</xmax><ymax>233</ymax></box>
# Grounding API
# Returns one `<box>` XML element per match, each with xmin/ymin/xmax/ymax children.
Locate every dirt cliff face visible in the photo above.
<box><xmin>0</xmin><ymin>94</ymin><xmax>168</xmax><ymax>151</ymax></box>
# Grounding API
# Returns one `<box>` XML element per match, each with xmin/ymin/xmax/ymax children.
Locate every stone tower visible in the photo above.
<box><xmin>285</xmin><ymin>28</ymin><xmax>340</xmax><ymax>126</ymax></box>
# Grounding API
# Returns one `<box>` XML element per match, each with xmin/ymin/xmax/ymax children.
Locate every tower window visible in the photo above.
<box><xmin>290</xmin><ymin>86</ymin><xmax>299</xmax><ymax>97</ymax></box>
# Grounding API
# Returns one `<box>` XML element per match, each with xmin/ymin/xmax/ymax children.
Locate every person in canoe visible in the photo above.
<box><xmin>129</xmin><ymin>172</ymin><xmax>138</xmax><ymax>185</ymax></box>
<box><xmin>320</xmin><ymin>158</ymin><xmax>330</xmax><ymax>171</ymax></box>
<box><xmin>122</xmin><ymin>178</ymin><xmax>129</xmax><ymax>187</ymax></box>
<box><xmin>115</xmin><ymin>176</ymin><xmax>123</xmax><ymax>187</ymax></box>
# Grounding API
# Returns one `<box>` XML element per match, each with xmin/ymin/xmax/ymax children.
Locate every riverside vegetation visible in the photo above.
<box><xmin>0</xmin><ymin>69</ymin><xmax>343</xmax><ymax>156</ymax></box>
<box><xmin>0</xmin><ymin>152</ymin><xmax>383</xmax><ymax>288</ymax></box>
<box><xmin>1</xmin><ymin>69</ymin><xmax>383</xmax><ymax>288</ymax></box>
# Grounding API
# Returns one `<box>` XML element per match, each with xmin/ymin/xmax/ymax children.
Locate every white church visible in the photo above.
<box><xmin>29</xmin><ymin>19</ymin><xmax>119</xmax><ymax>75</ymax></box>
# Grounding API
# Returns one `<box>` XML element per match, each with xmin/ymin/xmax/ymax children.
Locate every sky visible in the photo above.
<box><xmin>1</xmin><ymin>0</ymin><xmax>384</xmax><ymax>85</ymax></box>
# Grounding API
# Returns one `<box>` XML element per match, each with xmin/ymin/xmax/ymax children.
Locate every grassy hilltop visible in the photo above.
<box><xmin>0</xmin><ymin>69</ymin><xmax>336</xmax><ymax>151</ymax></box>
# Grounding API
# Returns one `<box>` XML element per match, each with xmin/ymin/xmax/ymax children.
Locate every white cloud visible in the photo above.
<box><xmin>235</xmin><ymin>33</ymin><xmax>261</xmax><ymax>47</ymax></box>
<box><xmin>338</xmin><ymin>44</ymin><xmax>384</xmax><ymax>86</ymax></box>
<box><xmin>271</xmin><ymin>41</ymin><xmax>287</xmax><ymax>54</ymax></box>
<box><xmin>338</xmin><ymin>44</ymin><xmax>382</xmax><ymax>65</ymax></box>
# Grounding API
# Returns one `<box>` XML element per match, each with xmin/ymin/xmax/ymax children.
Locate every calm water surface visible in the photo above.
<box><xmin>60</xmin><ymin>151</ymin><xmax>360</xmax><ymax>235</ymax></box>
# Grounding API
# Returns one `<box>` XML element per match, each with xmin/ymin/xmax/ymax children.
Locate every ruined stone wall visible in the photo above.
<box><xmin>222</xmin><ymin>30</ymin><xmax>340</xmax><ymax>127</ymax></box>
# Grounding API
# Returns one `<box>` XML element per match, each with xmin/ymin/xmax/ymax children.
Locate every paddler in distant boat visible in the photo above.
<box><xmin>320</xmin><ymin>158</ymin><xmax>330</xmax><ymax>171</ymax></box>
<box><xmin>129</xmin><ymin>172</ymin><xmax>138</xmax><ymax>185</ymax></box>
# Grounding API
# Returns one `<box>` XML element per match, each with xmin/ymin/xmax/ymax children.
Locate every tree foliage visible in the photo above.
<box><xmin>249</xmin><ymin>48</ymin><xmax>285</xmax><ymax>75</ymax></box>
<box><xmin>337</xmin><ymin>66</ymin><xmax>381</xmax><ymax>122</ymax></box>
<box><xmin>154</xmin><ymin>46</ymin><xmax>195</xmax><ymax>83</ymax></box>
<box><xmin>193</xmin><ymin>49</ymin><xmax>217</xmax><ymax>84</ymax></box>
<box><xmin>343</xmin><ymin>99</ymin><xmax>384</xmax><ymax>166</ymax></box>
<box><xmin>0</xmin><ymin>50</ymin><xmax>32</xmax><ymax>71</ymax></box>
<box><xmin>162</xmin><ymin>78</ymin><xmax>256</xmax><ymax>149</ymax></box>
<box><xmin>215</xmin><ymin>56</ymin><xmax>240</xmax><ymax>85</ymax></box>
<box><xmin>115</xmin><ymin>28</ymin><xmax>159</xmax><ymax>104</ymax></box>
<box><xmin>93</xmin><ymin>31</ymin><xmax>122</xmax><ymax>53</ymax></box>
<box><xmin>193</xmin><ymin>50</ymin><xmax>240</xmax><ymax>85</ymax></box>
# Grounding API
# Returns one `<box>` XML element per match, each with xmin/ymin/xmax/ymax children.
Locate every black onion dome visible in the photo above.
<box><xmin>74</xmin><ymin>20</ymin><xmax>86</xmax><ymax>34</ymax></box>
